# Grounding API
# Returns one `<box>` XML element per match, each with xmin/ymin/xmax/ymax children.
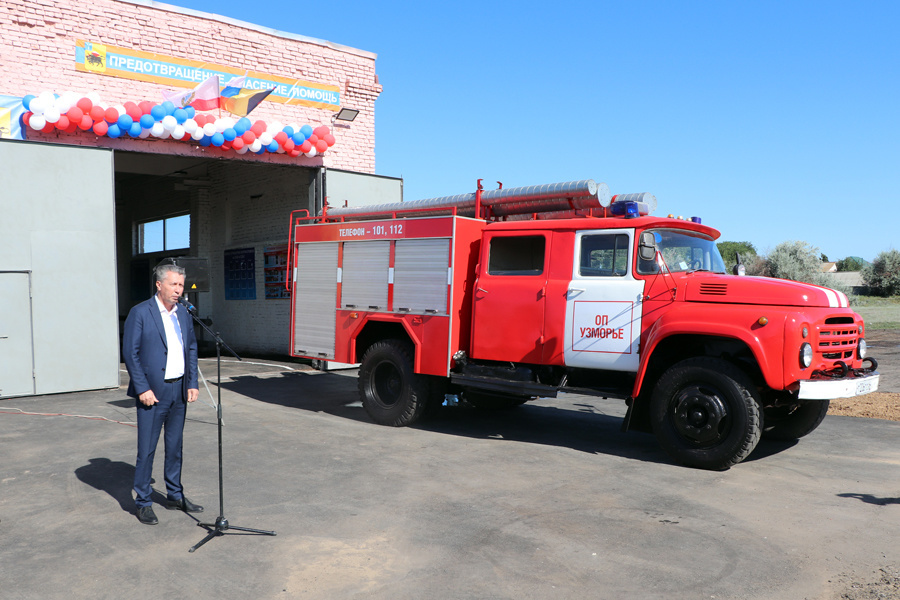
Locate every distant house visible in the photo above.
<box><xmin>821</xmin><ymin>262</ymin><xmax>838</xmax><ymax>273</ymax></box>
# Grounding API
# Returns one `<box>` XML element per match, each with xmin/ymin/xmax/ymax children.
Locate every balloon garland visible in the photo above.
<box><xmin>19</xmin><ymin>91</ymin><xmax>337</xmax><ymax>157</ymax></box>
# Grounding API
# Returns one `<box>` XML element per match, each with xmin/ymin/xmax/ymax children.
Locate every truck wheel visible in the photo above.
<box><xmin>650</xmin><ymin>358</ymin><xmax>761</xmax><ymax>470</ymax></box>
<box><xmin>763</xmin><ymin>400</ymin><xmax>829</xmax><ymax>440</ymax></box>
<box><xmin>358</xmin><ymin>340</ymin><xmax>430</xmax><ymax>427</ymax></box>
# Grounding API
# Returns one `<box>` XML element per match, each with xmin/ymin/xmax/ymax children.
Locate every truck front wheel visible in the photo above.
<box><xmin>650</xmin><ymin>358</ymin><xmax>762</xmax><ymax>470</ymax></box>
<box><xmin>359</xmin><ymin>340</ymin><xmax>430</xmax><ymax>427</ymax></box>
<box><xmin>762</xmin><ymin>400</ymin><xmax>829</xmax><ymax>440</ymax></box>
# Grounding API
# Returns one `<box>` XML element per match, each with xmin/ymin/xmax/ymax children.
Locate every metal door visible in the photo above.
<box><xmin>0</xmin><ymin>272</ymin><xmax>35</xmax><ymax>397</ymax></box>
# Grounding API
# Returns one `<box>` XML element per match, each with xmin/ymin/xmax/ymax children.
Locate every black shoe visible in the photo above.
<box><xmin>137</xmin><ymin>506</ymin><xmax>158</xmax><ymax>525</ymax></box>
<box><xmin>166</xmin><ymin>496</ymin><xmax>204</xmax><ymax>513</ymax></box>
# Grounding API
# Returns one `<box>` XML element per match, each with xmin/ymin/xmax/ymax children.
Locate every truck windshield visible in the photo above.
<box><xmin>636</xmin><ymin>229</ymin><xmax>727</xmax><ymax>274</ymax></box>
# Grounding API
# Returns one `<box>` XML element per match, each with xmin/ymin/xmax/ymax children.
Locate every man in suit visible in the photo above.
<box><xmin>123</xmin><ymin>262</ymin><xmax>203</xmax><ymax>525</ymax></box>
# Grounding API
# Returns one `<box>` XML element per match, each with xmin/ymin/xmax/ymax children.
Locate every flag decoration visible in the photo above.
<box><xmin>162</xmin><ymin>75</ymin><xmax>220</xmax><ymax>111</ymax></box>
<box><xmin>220</xmin><ymin>86</ymin><xmax>275</xmax><ymax>117</ymax></box>
<box><xmin>17</xmin><ymin>90</ymin><xmax>337</xmax><ymax>158</ymax></box>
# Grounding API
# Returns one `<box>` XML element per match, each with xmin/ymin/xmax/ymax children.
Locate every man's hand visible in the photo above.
<box><xmin>187</xmin><ymin>388</ymin><xmax>199</xmax><ymax>403</ymax></box>
<box><xmin>138</xmin><ymin>390</ymin><xmax>158</xmax><ymax>406</ymax></box>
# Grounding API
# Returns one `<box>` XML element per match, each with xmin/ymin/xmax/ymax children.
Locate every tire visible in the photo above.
<box><xmin>358</xmin><ymin>340</ymin><xmax>430</xmax><ymax>426</ymax></box>
<box><xmin>650</xmin><ymin>357</ymin><xmax>762</xmax><ymax>470</ymax></box>
<box><xmin>763</xmin><ymin>400</ymin><xmax>829</xmax><ymax>441</ymax></box>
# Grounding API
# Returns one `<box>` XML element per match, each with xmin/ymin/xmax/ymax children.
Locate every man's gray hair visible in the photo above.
<box><xmin>155</xmin><ymin>262</ymin><xmax>186</xmax><ymax>282</ymax></box>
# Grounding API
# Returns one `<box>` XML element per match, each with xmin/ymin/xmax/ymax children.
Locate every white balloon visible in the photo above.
<box><xmin>305</xmin><ymin>148</ymin><xmax>317</xmax><ymax>158</ymax></box>
<box><xmin>28</xmin><ymin>97</ymin><xmax>46</xmax><ymax>115</ymax></box>
<box><xmin>86</xmin><ymin>91</ymin><xmax>102</xmax><ymax>105</ymax></box>
<box><xmin>183</xmin><ymin>119</ymin><xmax>198</xmax><ymax>134</ymax></box>
<box><xmin>202</xmin><ymin>123</ymin><xmax>216</xmax><ymax>137</ymax></box>
<box><xmin>266</xmin><ymin>120</ymin><xmax>283</xmax><ymax>134</ymax></box>
<box><xmin>235</xmin><ymin>145</ymin><xmax>249</xmax><ymax>154</ymax></box>
<box><xmin>259</xmin><ymin>132</ymin><xmax>273</xmax><ymax>146</ymax></box>
<box><xmin>29</xmin><ymin>115</ymin><xmax>47</xmax><ymax>130</ymax></box>
<box><xmin>114</xmin><ymin>104</ymin><xmax>127</xmax><ymax>117</ymax></box>
<box><xmin>219</xmin><ymin>117</ymin><xmax>235</xmax><ymax>130</ymax></box>
<box><xmin>250</xmin><ymin>139</ymin><xmax>262</xmax><ymax>152</ymax></box>
<box><xmin>191</xmin><ymin>128</ymin><xmax>205</xmax><ymax>141</ymax></box>
<box><xmin>159</xmin><ymin>130</ymin><xmax>170</xmax><ymax>139</ymax></box>
<box><xmin>288</xmin><ymin>122</ymin><xmax>300</xmax><ymax>134</ymax></box>
<box><xmin>37</xmin><ymin>91</ymin><xmax>55</xmax><ymax>107</ymax></box>
<box><xmin>44</xmin><ymin>107</ymin><xmax>61</xmax><ymax>123</ymax></box>
<box><xmin>172</xmin><ymin>124</ymin><xmax>186</xmax><ymax>139</ymax></box>
<box><xmin>162</xmin><ymin>115</ymin><xmax>177</xmax><ymax>131</ymax></box>
<box><xmin>214</xmin><ymin>118</ymin><xmax>227</xmax><ymax>133</ymax></box>
<box><xmin>139</xmin><ymin>128</ymin><xmax>151</xmax><ymax>139</ymax></box>
<box><xmin>150</xmin><ymin>122</ymin><xmax>165</xmax><ymax>137</ymax></box>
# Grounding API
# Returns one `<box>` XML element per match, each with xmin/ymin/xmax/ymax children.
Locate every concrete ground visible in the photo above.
<box><xmin>1</xmin><ymin>356</ymin><xmax>898</xmax><ymax>600</ymax></box>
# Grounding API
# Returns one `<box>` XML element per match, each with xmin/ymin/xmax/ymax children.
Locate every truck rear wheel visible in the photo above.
<box><xmin>763</xmin><ymin>400</ymin><xmax>829</xmax><ymax>440</ymax></box>
<box><xmin>358</xmin><ymin>340</ymin><xmax>430</xmax><ymax>427</ymax></box>
<box><xmin>650</xmin><ymin>358</ymin><xmax>761</xmax><ymax>470</ymax></box>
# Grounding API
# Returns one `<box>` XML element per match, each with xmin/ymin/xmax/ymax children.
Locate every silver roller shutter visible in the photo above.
<box><xmin>393</xmin><ymin>239</ymin><xmax>450</xmax><ymax>314</ymax></box>
<box><xmin>341</xmin><ymin>241</ymin><xmax>390</xmax><ymax>310</ymax></box>
<box><xmin>293</xmin><ymin>242</ymin><xmax>338</xmax><ymax>357</ymax></box>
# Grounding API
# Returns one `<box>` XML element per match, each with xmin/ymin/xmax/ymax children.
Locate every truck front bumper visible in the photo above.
<box><xmin>798</xmin><ymin>372</ymin><xmax>880</xmax><ymax>400</ymax></box>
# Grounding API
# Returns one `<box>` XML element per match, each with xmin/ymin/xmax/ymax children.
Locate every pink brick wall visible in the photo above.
<box><xmin>0</xmin><ymin>0</ymin><xmax>380</xmax><ymax>172</ymax></box>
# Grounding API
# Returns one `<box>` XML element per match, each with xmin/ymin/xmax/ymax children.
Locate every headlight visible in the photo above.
<box><xmin>858</xmin><ymin>338</ymin><xmax>867</xmax><ymax>360</ymax></box>
<box><xmin>800</xmin><ymin>343</ymin><xmax>813</xmax><ymax>368</ymax></box>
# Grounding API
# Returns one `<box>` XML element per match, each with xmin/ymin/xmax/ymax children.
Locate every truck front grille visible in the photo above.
<box><xmin>815</xmin><ymin>322</ymin><xmax>859</xmax><ymax>361</ymax></box>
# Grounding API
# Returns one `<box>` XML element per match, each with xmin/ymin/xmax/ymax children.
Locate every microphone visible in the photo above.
<box><xmin>178</xmin><ymin>295</ymin><xmax>198</xmax><ymax>314</ymax></box>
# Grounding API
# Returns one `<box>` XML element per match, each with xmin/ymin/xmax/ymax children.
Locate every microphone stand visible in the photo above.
<box><xmin>181</xmin><ymin>299</ymin><xmax>276</xmax><ymax>553</ymax></box>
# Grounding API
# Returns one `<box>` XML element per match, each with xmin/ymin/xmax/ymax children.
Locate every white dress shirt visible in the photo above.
<box><xmin>155</xmin><ymin>294</ymin><xmax>185</xmax><ymax>380</ymax></box>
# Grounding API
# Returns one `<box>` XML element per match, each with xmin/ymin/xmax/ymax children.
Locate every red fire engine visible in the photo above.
<box><xmin>287</xmin><ymin>179</ymin><xmax>879</xmax><ymax>469</ymax></box>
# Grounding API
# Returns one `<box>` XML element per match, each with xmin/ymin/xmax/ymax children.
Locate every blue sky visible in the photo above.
<box><xmin>175</xmin><ymin>0</ymin><xmax>897</xmax><ymax>262</ymax></box>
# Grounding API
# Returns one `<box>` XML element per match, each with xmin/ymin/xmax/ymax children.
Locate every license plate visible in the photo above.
<box><xmin>855</xmin><ymin>380</ymin><xmax>873</xmax><ymax>395</ymax></box>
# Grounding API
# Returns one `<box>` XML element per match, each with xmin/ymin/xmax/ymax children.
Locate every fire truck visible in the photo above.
<box><xmin>287</xmin><ymin>179</ymin><xmax>879</xmax><ymax>470</ymax></box>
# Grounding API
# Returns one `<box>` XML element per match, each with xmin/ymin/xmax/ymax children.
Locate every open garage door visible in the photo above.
<box><xmin>0</xmin><ymin>140</ymin><xmax>118</xmax><ymax>397</ymax></box>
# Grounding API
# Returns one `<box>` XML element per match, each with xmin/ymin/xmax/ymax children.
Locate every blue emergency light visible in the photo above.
<box><xmin>691</xmin><ymin>216</ymin><xmax>701</xmax><ymax>224</ymax></box>
<box><xmin>611</xmin><ymin>201</ymin><xmax>640</xmax><ymax>218</ymax></box>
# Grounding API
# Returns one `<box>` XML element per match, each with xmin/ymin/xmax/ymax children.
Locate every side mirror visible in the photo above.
<box><xmin>732</xmin><ymin>252</ymin><xmax>746</xmax><ymax>276</ymax></box>
<box><xmin>638</xmin><ymin>231</ymin><xmax>657</xmax><ymax>261</ymax></box>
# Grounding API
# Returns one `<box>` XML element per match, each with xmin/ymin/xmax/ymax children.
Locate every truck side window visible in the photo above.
<box><xmin>488</xmin><ymin>235</ymin><xmax>545</xmax><ymax>275</ymax></box>
<box><xmin>580</xmin><ymin>234</ymin><xmax>629</xmax><ymax>277</ymax></box>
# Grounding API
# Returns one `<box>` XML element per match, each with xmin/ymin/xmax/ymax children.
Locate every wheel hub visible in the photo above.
<box><xmin>672</xmin><ymin>384</ymin><xmax>729</xmax><ymax>445</ymax></box>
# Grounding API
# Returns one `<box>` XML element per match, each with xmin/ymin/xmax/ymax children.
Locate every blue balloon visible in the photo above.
<box><xmin>162</xmin><ymin>101</ymin><xmax>176</xmax><ymax>115</ymax></box>
<box><xmin>267</xmin><ymin>141</ymin><xmax>279</xmax><ymax>153</ymax></box>
<box><xmin>128</xmin><ymin>122</ymin><xmax>143</xmax><ymax>137</ymax></box>
<box><xmin>173</xmin><ymin>108</ymin><xmax>188</xmax><ymax>124</ymax></box>
<box><xmin>150</xmin><ymin>104</ymin><xmax>165</xmax><ymax>120</ymax></box>
<box><xmin>185</xmin><ymin>106</ymin><xmax>196</xmax><ymax>119</ymax></box>
<box><xmin>235</xmin><ymin>117</ymin><xmax>251</xmax><ymax>134</ymax></box>
<box><xmin>107</xmin><ymin>123</ymin><xmax>122</xmax><ymax>138</ymax></box>
<box><xmin>211</xmin><ymin>132</ymin><xmax>225</xmax><ymax>146</ymax></box>
<box><xmin>223</xmin><ymin>128</ymin><xmax>236</xmax><ymax>141</ymax></box>
<box><xmin>117</xmin><ymin>114</ymin><xmax>134</xmax><ymax>129</ymax></box>
<box><xmin>139</xmin><ymin>114</ymin><xmax>155</xmax><ymax>129</ymax></box>
<box><xmin>291</xmin><ymin>132</ymin><xmax>305</xmax><ymax>145</ymax></box>
<box><xmin>22</xmin><ymin>94</ymin><xmax>36</xmax><ymax>111</ymax></box>
<box><xmin>282</xmin><ymin>125</ymin><xmax>294</xmax><ymax>136</ymax></box>
<box><xmin>199</xmin><ymin>136</ymin><xmax>211</xmax><ymax>147</ymax></box>
<box><xmin>300</xmin><ymin>124</ymin><xmax>313</xmax><ymax>138</ymax></box>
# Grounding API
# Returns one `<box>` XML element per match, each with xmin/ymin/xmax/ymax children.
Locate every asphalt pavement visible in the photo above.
<box><xmin>1</xmin><ymin>355</ymin><xmax>898</xmax><ymax>600</ymax></box>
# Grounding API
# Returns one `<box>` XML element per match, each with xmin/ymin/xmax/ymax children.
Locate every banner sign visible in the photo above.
<box><xmin>75</xmin><ymin>40</ymin><xmax>340</xmax><ymax>111</ymax></box>
<box><xmin>0</xmin><ymin>95</ymin><xmax>26</xmax><ymax>140</ymax></box>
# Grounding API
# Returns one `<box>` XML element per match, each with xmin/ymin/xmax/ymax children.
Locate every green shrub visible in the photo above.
<box><xmin>861</xmin><ymin>249</ymin><xmax>900</xmax><ymax>297</ymax></box>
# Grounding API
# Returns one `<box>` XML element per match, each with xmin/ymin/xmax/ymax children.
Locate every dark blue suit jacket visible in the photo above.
<box><xmin>123</xmin><ymin>295</ymin><xmax>199</xmax><ymax>400</ymax></box>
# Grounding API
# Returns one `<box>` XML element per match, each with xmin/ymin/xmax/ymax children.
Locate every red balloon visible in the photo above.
<box><xmin>274</xmin><ymin>131</ymin><xmax>288</xmax><ymax>145</ymax></box>
<box><xmin>56</xmin><ymin>115</ymin><xmax>70</xmax><ymax>130</ymax></box>
<box><xmin>324</xmin><ymin>133</ymin><xmax>336</xmax><ymax>147</ymax></box>
<box><xmin>65</xmin><ymin>121</ymin><xmax>79</xmax><ymax>134</ymax></box>
<box><xmin>90</xmin><ymin>105</ymin><xmax>105</xmax><ymax>121</ymax></box>
<box><xmin>66</xmin><ymin>106</ymin><xmax>84</xmax><ymax>122</ymax></box>
<box><xmin>283</xmin><ymin>139</ymin><xmax>295</xmax><ymax>152</ymax></box>
<box><xmin>104</xmin><ymin>107</ymin><xmax>119</xmax><ymax>123</ymax></box>
<box><xmin>307</xmin><ymin>134</ymin><xmax>319</xmax><ymax>145</ymax></box>
<box><xmin>299</xmin><ymin>141</ymin><xmax>312</xmax><ymax>153</ymax></box>
<box><xmin>193</xmin><ymin>114</ymin><xmax>206</xmax><ymax>126</ymax></box>
<box><xmin>315</xmin><ymin>139</ymin><xmax>328</xmax><ymax>153</ymax></box>
<box><xmin>138</xmin><ymin>101</ymin><xmax>154</xmax><ymax>115</ymax></box>
<box><xmin>41</xmin><ymin>122</ymin><xmax>55</xmax><ymax>133</ymax></box>
<box><xmin>125</xmin><ymin>102</ymin><xmax>141</xmax><ymax>121</ymax></box>
<box><xmin>76</xmin><ymin>97</ymin><xmax>93</xmax><ymax>112</ymax></box>
<box><xmin>79</xmin><ymin>114</ymin><xmax>94</xmax><ymax>130</ymax></box>
<box><xmin>250</xmin><ymin>120</ymin><xmax>266</xmax><ymax>136</ymax></box>
<box><xmin>92</xmin><ymin>121</ymin><xmax>109</xmax><ymax>136</ymax></box>
<box><xmin>22</xmin><ymin>112</ymin><xmax>32</xmax><ymax>126</ymax></box>
<box><xmin>231</xmin><ymin>137</ymin><xmax>244</xmax><ymax>150</ymax></box>
<box><xmin>289</xmin><ymin>148</ymin><xmax>301</xmax><ymax>157</ymax></box>
<box><xmin>241</xmin><ymin>131</ymin><xmax>256</xmax><ymax>144</ymax></box>
<box><xmin>313</xmin><ymin>125</ymin><xmax>329</xmax><ymax>138</ymax></box>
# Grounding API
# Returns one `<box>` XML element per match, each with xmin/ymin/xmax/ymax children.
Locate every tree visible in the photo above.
<box><xmin>819</xmin><ymin>253</ymin><xmax>829</xmax><ymax>263</ymax></box>
<box><xmin>717</xmin><ymin>241</ymin><xmax>757</xmax><ymax>267</ymax></box>
<box><xmin>765</xmin><ymin>241</ymin><xmax>830</xmax><ymax>286</ymax></box>
<box><xmin>861</xmin><ymin>249</ymin><xmax>900</xmax><ymax>297</ymax></box>
<box><xmin>836</xmin><ymin>256</ymin><xmax>865</xmax><ymax>272</ymax></box>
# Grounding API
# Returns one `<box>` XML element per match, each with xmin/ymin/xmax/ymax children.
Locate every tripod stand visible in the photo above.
<box><xmin>185</xmin><ymin>306</ymin><xmax>275</xmax><ymax>553</ymax></box>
